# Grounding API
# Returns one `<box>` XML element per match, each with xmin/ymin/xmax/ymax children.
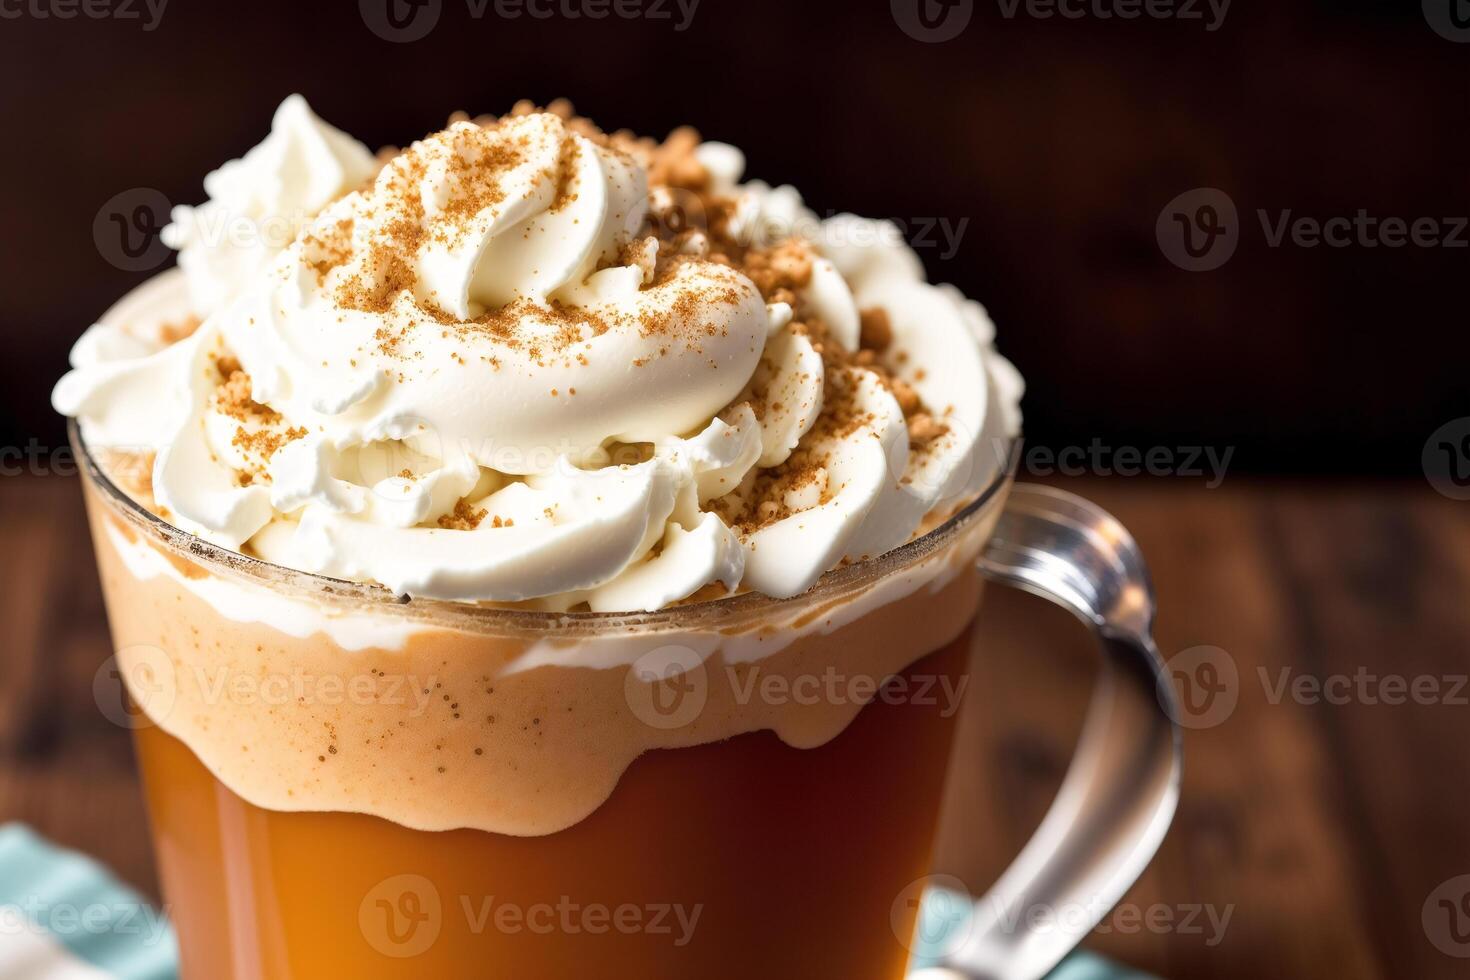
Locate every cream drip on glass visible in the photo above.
<box><xmin>56</xmin><ymin>97</ymin><xmax>1022</xmax><ymax>612</ymax></box>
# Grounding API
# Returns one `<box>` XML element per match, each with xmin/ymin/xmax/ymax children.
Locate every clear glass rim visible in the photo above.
<box><xmin>73</xmin><ymin>420</ymin><xmax>1016</xmax><ymax>634</ymax></box>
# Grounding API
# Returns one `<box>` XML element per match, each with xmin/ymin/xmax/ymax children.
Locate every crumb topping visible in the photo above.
<box><xmin>207</xmin><ymin>354</ymin><xmax>305</xmax><ymax>485</ymax></box>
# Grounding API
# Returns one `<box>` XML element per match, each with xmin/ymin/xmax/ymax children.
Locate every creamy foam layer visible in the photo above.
<box><xmin>56</xmin><ymin>98</ymin><xmax>1022</xmax><ymax>611</ymax></box>
<box><xmin>87</xmin><ymin>475</ymin><xmax>1000</xmax><ymax>835</ymax></box>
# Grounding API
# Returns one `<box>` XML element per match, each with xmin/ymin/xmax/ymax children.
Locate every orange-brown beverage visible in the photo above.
<box><xmin>82</xmin><ymin>437</ymin><xmax>1007</xmax><ymax>980</ymax></box>
<box><xmin>131</xmin><ymin>637</ymin><xmax>969</xmax><ymax>980</ymax></box>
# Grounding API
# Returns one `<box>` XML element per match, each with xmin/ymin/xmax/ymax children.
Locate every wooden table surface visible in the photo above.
<box><xmin>2</xmin><ymin>472</ymin><xmax>1467</xmax><ymax>979</ymax></box>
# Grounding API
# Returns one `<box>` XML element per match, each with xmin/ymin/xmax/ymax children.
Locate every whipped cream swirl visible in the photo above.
<box><xmin>161</xmin><ymin>95</ymin><xmax>379</xmax><ymax>316</ymax></box>
<box><xmin>56</xmin><ymin>99</ymin><xmax>1022</xmax><ymax>610</ymax></box>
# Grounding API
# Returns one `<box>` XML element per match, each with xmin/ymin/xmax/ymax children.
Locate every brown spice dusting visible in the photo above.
<box><xmin>551</xmin><ymin>130</ymin><xmax>581</xmax><ymax>213</ymax></box>
<box><xmin>889</xmin><ymin>378</ymin><xmax>922</xmax><ymax>416</ymax></box>
<box><xmin>907</xmin><ymin>413</ymin><xmax>950</xmax><ymax>446</ymax></box>
<box><xmin>204</xmin><ymin>354</ymin><xmax>306</xmax><ymax>484</ymax></box>
<box><xmin>231</xmin><ymin>423</ymin><xmax>307</xmax><ymax>464</ymax></box>
<box><xmin>714</xmin><ymin>292</ymin><xmax>944</xmax><ymax>534</ymax></box>
<box><xmin>646</xmin><ymin>126</ymin><xmax>708</xmax><ymax>189</ymax></box>
<box><xmin>331</xmin><ymin>121</ymin><xmax>533</xmax><ymax>318</ymax></box>
<box><xmin>742</xmin><ymin>240</ymin><xmax>813</xmax><ymax>297</ymax></box>
<box><xmin>437</xmin><ymin>498</ymin><xmax>488</xmax><ymax>530</ymax></box>
<box><xmin>300</xmin><ymin>217</ymin><xmax>356</xmax><ymax>285</ymax></box>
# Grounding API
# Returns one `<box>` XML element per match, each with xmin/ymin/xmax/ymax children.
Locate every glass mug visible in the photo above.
<box><xmin>77</xmin><ymin>419</ymin><xmax>1180</xmax><ymax>980</ymax></box>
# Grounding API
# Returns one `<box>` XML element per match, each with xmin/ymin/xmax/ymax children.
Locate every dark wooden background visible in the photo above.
<box><xmin>4</xmin><ymin>472</ymin><xmax>1469</xmax><ymax>978</ymax></box>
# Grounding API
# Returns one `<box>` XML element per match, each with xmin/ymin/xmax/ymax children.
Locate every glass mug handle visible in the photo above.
<box><xmin>913</xmin><ymin>484</ymin><xmax>1184</xmax><ymax>980</ymax></box>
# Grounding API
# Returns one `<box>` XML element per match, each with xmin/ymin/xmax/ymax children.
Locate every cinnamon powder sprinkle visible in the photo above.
<box><xmin>437</xmin><ymin>499</ymin><xmax>488</xmax><ymax>530</ymax></box>
<box><xmin>231</xmin><ymin>424</ymin><xmax>307</xmax><ymax>464</ymax></box>
<box><xmin>206</xmin><ymin>356</ymin><xmax>306</xmax><ymax>484</ymax></box>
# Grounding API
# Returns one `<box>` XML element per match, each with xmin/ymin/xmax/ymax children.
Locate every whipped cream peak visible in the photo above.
<box><xmin>162</xmin><ymin>95</ymin><xmax>379</xmax><ymax>318</ymax></box>
<box><xmin>57</xmin><ymin>97</ymin><xmax>1022</xmax><ymax>611</ymax></box>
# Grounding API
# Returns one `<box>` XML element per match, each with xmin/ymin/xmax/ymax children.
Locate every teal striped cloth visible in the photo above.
<box><xmin>909</xmin><ymin>887</ymin><xmax>1156</xmax><ymax>978</ymax></box>
<box><xmin>0</xmin><ymin>825</ymin><xmax>176</xmax><ymax>980</ymax></box>
<box><xmin>0</xmin><ymin>823</ymin><xmax>1150</xmax><ymax>979</ymax></box>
